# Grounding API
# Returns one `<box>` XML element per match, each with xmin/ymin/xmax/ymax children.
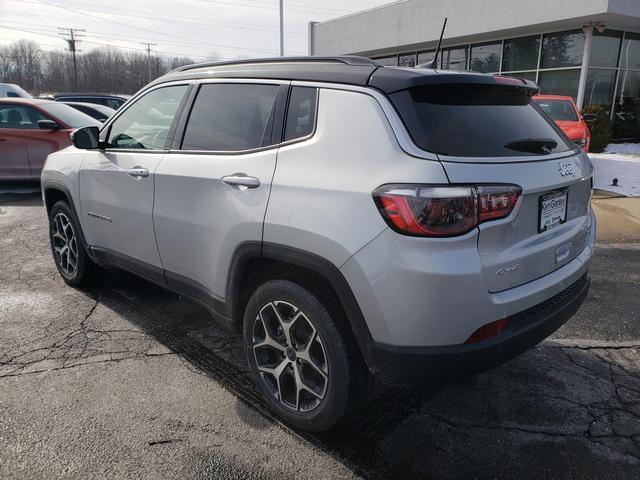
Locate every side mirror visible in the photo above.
<box><xmin>71</xmin><ymin>125</ymin><xmax>101</xmax><ymax>150</ymax></box>
<box><xmin>38</xmin><ymin>119</ymin><xmax>60</xmax><ymax>130</ymax></box>
<box><xmin>582</xmin><ymin>113</ymin><xmax>597</xmax><ymax>122</ymax></box>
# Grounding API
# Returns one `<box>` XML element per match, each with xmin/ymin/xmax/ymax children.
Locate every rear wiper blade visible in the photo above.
<box><xmin>504</xmin><ymin>138</ymin><xmax>558</xmax><ymax>154</ymax></box>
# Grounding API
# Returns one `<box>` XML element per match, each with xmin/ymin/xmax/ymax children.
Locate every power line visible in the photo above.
<box><xmin>30</xmin><ymin>0</ymin><xmax>304</xmax><ymax>55</ymax></box>
<box><xmin>13</xmin><ymin>0</ymin><xmax>307</xmax><ymax>35</ymax></box>
<box><xmin>0</xmin><ymin>26</ymin><xmax>240</xmax><ymax>60</ymax></box>
<box><xmin>57</xmin><ymin>26</ymin><xmax>84</xmax><ymax>89</ymax></box>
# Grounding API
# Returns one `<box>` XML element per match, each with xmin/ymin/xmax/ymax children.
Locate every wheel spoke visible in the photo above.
<box><xmin>297</xmin><ymin>332</ymin><xmax>328</xmax><ymax>380</ymax></box>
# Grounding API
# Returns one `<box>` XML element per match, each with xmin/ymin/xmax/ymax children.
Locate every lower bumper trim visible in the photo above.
<box><xmin>368</xmin><ymin>273</ymin><xmax>590</xmax><ymax>385</ymax></box>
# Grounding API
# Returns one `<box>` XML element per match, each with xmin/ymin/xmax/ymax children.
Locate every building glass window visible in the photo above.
<box><xmin>541</xmin><ymin>30</ymin><xmax>585</xmax><ymax>69</ymax></box>
<box><xmin>469</xmin><ymin>42</ymin><xmax>501</xmax><ymax>73</ymax></box>
<box><xmin>441</xmin><ymin>46</ymin><xmax>468</xmax><ymax>71</ymax></box>
<box><xmin>584</xmin><ymin>69</ymin><xmax>617</xmax><ymax>112</ymax></box>
<box><xmin>417</xmin><ymin>50</ymin><xmax>436</xmax><ymax>66</ymax></box>
<box><xmin>538</xmin><ymin>69</ymin><xmax>581</xmax><ymax>100</ymax></box>
<box><xmin>502</xmin><ymin>35</ymin><xmax>540</xmax><ymax>72</ymax></box>
<box><xmin>613</xmin><ymin>69</ymin><xmax>640</xmax><ymax>139</ymax></box>
<box><xmin>589</xmin><ymin>30</ymin><xmax>622</xmax><ymax>68</ymax></box>
<box><xmin>620</xmin><ymin>32</ymin><xmax>640</xmax><ymax>70</ymax></box>
<box><xmin>399</xmin><ymin>53</ymin><xmax>416</xmax><ymax>67</ymax></box>
<box><xmin>374</xmin><ymin>55</ymin><xmax>398</xmax><ymax>66</ymax></box>
<box><xmin>505</xmin><ymin>71</ymin><xmax>537</xmax><ymax>82</ymax></box>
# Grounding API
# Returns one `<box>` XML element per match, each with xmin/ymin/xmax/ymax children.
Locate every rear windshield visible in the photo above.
<box><xmin>40</xmin><ymin>102</ymin><xmax>101</xmax><ymax>128</ymax></box>
<box><xmin>390</xmin><ymin>84</ymin><xmax>573</xmax><ymax>157</ymax></box>
<box><xmin>533</xmin><ymin>98</ymin><xmax>578</xmax><ymax>122</ymax></box>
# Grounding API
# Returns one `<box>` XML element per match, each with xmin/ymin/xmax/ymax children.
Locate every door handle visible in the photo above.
<box><xmin>222</xmin><ymin>174</ymin><xmax>260</xmax><ymax>188</ymax></box>
<box><xmin>127</xmin><ymin>167</ymin><xmax>149</xmax><ymax>178</ymax></box>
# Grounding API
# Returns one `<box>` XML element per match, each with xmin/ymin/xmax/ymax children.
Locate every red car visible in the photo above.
<box><xmin>0</xmin><ymin>98</ymin><xmax>99</xmax><ymax>180</ymax></box>
<box><xmin>533</xmin><ymin>95</ymin><xmax>592</xmax><ymax>153</ymax></box>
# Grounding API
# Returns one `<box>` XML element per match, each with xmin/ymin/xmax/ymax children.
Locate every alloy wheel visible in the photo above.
<box><xmin>51</xmin><ymin>212</ymin><xmax>79</xmax><ymax>277</ymax></box>
<box><xmin>251</xmin><ymin>300</ymin><xmax>329</xmax><ymax>412</ymax></box>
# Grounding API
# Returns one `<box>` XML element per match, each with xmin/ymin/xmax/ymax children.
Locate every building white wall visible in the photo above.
<box><xmin>310</xmin><ymin>0</ymin><xmax>640</xmax><ymax>56</ymax></box>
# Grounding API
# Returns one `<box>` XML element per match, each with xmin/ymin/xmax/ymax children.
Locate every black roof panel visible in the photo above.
<box><xmin>147</xmin><ymin>56</ymin><xmax>539</xmax><ymax>94</ymax></box>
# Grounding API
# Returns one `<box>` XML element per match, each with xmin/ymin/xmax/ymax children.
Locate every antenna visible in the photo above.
<box><xmin>417</xmin><ymin>17</ymin><xmax>447</xmax><ymax>69</ymax></box>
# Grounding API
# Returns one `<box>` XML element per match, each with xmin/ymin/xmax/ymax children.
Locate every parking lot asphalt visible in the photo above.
<box><xmin>1</xmin><ymin>189</ymin><xmax>639</xmax><ymax>480</ymax></box>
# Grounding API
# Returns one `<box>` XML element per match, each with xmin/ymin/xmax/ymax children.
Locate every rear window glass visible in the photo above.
<box><xmin>284</xmin><ymin>87</ymin><xmax>317</xmax><ymax>141</ymax></box>
<box><xmin>390</xmin><ymin>84</ymin><xmax>573</xmax><ymax>157</ymax></box>
<box><xmin>182</xmin><ymin>83</ymin><xmax>279</xmax><ymax>151</ymax></box>
<box><xmin>533</xmin><ymin>98</ymin><xmax>578</xmax><ymax>122</ymax></box>
<box><xmin>40</xmin><ymin>102</ymin><xmax>101</xmax><ymax>128</ymax></box>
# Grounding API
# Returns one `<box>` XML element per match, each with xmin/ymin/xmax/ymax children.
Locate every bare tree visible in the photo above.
<box><xmin>0</xmin><ymin>39</ymin><xmax>208</xmax><ymax>95</ymax></box>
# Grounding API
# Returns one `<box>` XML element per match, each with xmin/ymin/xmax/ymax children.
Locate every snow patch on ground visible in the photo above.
<box><xmin>604</xmin><ymin>143</ymin><xmax>640</xmax><ymax>155</ymax></box>
<box><xmin>589</xmin><ymin>148</ymin><xmax>640</xmax><ymax>197</ymax></box>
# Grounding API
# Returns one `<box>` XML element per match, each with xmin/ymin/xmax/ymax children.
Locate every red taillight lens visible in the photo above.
<box><xmin>465</xmin><ymin>318</ymin><xmax>509</xmax><ymax>344</ymax></box>
<box><xmin>477</xmin><ymin>185</ymin><xmax>521</xmax><ymax>222</ymax></box>
<box><xmin>374</xmin><ymin>186</ymin><xmax>477</xmax><ymax>237</ymax></box>
<box><xmin>373</xmin><ymin>184</ymin><xmax>521</xmax><ymax>237</ymax></box>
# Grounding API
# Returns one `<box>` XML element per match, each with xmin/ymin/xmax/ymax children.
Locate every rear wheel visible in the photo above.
<box><xmin>243</xmin><ymin>279</ymin><xmax>356</xmax><ymax>431</ymax></box>
<box><xmin>49</xmin><ymin>200</ymin><xmax>101</xmax><ymax>287</ymax></box>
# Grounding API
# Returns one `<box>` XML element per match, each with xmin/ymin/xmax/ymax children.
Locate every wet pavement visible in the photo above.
<box><xmin>1</xmin><ymin>190</ymin><xmax>639</xmax><ymax>479</ymax></box>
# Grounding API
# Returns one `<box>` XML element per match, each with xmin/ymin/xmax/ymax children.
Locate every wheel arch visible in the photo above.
<box><xmin>42</xmin><ymin>180</ymin><xmax>95</xmax><ymax>261</ymax></box>
<box><xmin>227</xmin><ymin>242</ymin><xmax>375</xmax><ymax>371</ymax></box>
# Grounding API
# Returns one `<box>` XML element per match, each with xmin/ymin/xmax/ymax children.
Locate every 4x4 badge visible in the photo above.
<box><xmin>558</xmin><ymin>162</ymin><xmax>576</xmax><ymax>177</ymax></box>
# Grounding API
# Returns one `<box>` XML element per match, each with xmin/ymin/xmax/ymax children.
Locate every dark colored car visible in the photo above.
<box><xmin>62</xmin><ymin>101</ymin><xmax>116</xmax><ymax>122</ymax></box>
<box><xmin>53</xmin><ymin>93</ymin><xmax>131</xmax><ymax>110</ymax></box>
<box><xmin>0</xmin><ymin>98</ymin><xmax>100</xmax><ymax>180</ymax></box>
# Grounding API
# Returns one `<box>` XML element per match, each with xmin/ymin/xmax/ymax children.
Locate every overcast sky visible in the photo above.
<box><xmin>1</xmin><ymin>0</ymin><xmax>391</xmax><ymax>60</ymax></box>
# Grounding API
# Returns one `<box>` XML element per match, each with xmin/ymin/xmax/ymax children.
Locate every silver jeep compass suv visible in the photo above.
<box><xmin>42</xmin><ymin>57</ymin><xmax>595</xmax><ymax>431</ymax></box>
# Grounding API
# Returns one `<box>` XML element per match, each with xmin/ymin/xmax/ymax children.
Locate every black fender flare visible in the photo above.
<box><xmin>226</xmin><ymin>242</ymin><xmax>375</xmax><ymax>369</ymax></box>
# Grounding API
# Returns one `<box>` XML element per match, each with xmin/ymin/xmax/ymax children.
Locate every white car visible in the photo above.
<box><xmin>0</xmin><ymin>83</ymin><xmax>32</xmax><ymax>98</ymax></box>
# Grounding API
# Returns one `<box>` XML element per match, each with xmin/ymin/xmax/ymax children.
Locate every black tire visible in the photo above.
<box><xmin>243</xmin><ymin>279</ymin><xmax>357</xmax><ymax>432</ymax></box>
<box><xmin>48</xmin><ymin>200</ymin><xmax>101</xmax><ymax>287</ymax></box>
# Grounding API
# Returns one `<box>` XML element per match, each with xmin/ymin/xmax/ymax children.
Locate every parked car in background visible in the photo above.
<box><xmin>53</xmin><ymin>93</ymin><xmax>130</xmax><ymax>110</ymax></box>
<box><xmin>533</xmin><ymin>95</ymin><xmax>593</xmax><ymax>152</ymax></box>
<box><xmin>62</xmin><ymin>102</ymin><xmax>115</xmax><ymax>123</ymax></box>
<box><xmin>42</xmin><ymin>57</ymin><xmax>594</xmax><ymax>431</ymax></box>
<box><xmin>0</xmin><ymin>98</ymin><xmax>100</xmax><ymax>180</ymax></box>
<box><xmin>0</xmin><ymin>83</ymin><xmax>32</xmax><ymax>98</ymax></box>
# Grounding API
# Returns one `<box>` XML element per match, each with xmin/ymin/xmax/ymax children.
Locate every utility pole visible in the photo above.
<box><xmin>279</xmin><ymin>0</ymin><xmax>284</xmax><ymax>56</ymax></box>
<box><xmin>58</xmin><ymin>27</ymin><xmax>85</xmax><ymax>90</ymax></box>
<box><xmin>141</xmin><ymin>42</ymin><xmax>157</xmax><ymax>82</ymax></box>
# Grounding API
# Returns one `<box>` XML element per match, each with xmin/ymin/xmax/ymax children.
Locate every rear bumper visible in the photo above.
<box><xmin>368</xmin><ymin>273</ymin><xmax>590</xmax><ymax>385</ymax></box>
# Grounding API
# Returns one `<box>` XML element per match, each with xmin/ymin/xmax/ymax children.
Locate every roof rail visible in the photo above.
<box><xmin>170</xmin><ymin>56</ymin><xmax>381</xmax><ymax>73</ymax></box>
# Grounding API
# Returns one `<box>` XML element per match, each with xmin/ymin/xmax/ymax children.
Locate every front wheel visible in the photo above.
<box><xmin>48</xmin><ymin>200</ymin><xmax>101</xmax><ymax>287</ymax></box>
<box><xmin>243</xmin><ymin>279</ymin><xmax>356</xmax><ymax>431</ymax></box>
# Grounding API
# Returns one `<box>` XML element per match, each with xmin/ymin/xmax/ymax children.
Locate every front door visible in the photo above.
<box><xmin>79</xmin><ymin>84</ymin><xmax>189</xmax><ymax>275</ymax></box>
<box><xmin>153</xmin><ymin>81</ymin><xmax>286</xmax><ymax>306</ymax></box>
<box><xmin>0</xmin><ymin>104</ymin><xmax>40</xmax><ymax>179</ymax></box>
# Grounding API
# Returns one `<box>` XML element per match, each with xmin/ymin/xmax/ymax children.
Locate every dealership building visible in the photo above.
<box><xmin>309</xmin><ymin>0</ymin><xmax>640</xmax><ymax>138</ymax></box>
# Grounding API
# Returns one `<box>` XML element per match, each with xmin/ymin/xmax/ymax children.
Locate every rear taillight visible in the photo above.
<box><xmin>373</xmin><ymin>184</ymin><xmax>521</xmax><ymax>237</ymax></box>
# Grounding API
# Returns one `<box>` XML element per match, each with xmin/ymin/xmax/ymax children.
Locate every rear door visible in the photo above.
<box><xmin>79</xmin><ymin>83</ymin><xmax>189</xmax><ymax>275</ymax></box>
<box><xmin>153</xmin><ymin>80</ymin><xmax>287</xmax><ymax>305</ymax></box>
<box><xmin>388</xmin><ymin>82</ymin><xmax>593</xmax><ymax>292</ymax></box>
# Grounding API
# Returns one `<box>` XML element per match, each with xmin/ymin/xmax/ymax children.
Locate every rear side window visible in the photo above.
<box><xmin>284</xmin><ymin>87</ymin><xmax>317</xmax><ymax>141</ymax></box>
<box><xmin>390</xmin><ymin>84</ymin><xmax>573</xmax><ymax>157</ymax></box>
<box><xmin>182</xmin><ymin>83</ymin><xmax>279</xmax><ymax>151</ymax></box>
